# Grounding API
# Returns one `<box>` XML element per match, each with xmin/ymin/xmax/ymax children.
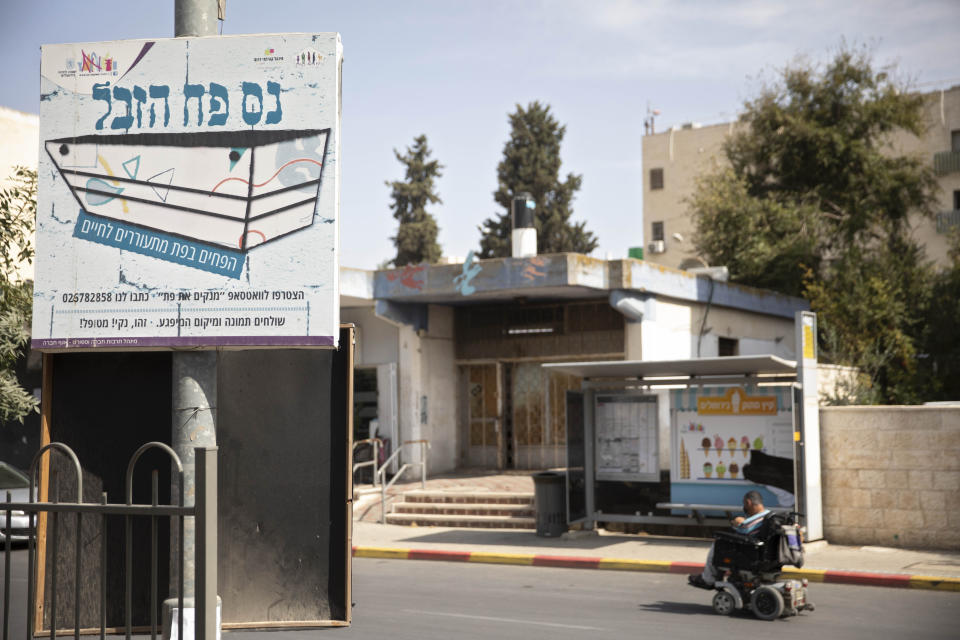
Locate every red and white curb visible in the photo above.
<box><xmin>352</xmin><ymin>546</ymin><xmax>960</xmax><ymax>592</ymax></box>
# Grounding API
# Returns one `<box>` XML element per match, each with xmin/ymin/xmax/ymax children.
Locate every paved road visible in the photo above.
<box><xmin>2</xmin><ymin>553</ymin><xmax>957</xmax><ymax>639</ymax></box>
<box><xmin>341</xmin><ymin>558</ymin><xmax>957</xmax><ymax>640</ymax></box>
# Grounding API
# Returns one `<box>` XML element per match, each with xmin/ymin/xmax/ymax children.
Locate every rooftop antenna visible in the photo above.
<box><xmin>644</xmin><ymin>103</ymin><xmax>661</xmax><ymax>135</ymax></box>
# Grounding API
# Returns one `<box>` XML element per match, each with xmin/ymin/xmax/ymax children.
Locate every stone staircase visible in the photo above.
<box><xmin>384</xmin><ymin>490</ymin><xmax>536</xmax><ymax>529</ymax></box>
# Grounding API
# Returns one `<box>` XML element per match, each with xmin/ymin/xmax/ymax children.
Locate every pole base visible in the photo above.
<box><xmin>162</xmin><ymin>597</ymin><xmax>222</xmax><ymax>640</ymax></box>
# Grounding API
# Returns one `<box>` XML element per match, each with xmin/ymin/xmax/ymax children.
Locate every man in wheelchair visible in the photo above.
<box><xmin>688</xmin><ymin>490</ymin><xmax>813</xmax><ymax>619</ymax></box>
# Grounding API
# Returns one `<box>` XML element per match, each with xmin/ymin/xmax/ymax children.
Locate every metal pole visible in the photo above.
<box><xmin>583</xmin><ymin>388</ymin><xmax>596</xmax><ymax>531</ymax></box>
<box><xmin>74</xmin><ymin>510</ymin><xmax>81</xmax><ymax>640</ymax></box>
<box><xmin>3</xmin><ymin>492</ymin><xmax>10</xmax><ymax>640</ymax></box>
<box><xmin>174</xmin><ymin>0</ymin><xmax>219</xmax><ymax>37</ymax></box>
<box><xmin>170</xmin><ymin>6</ymin><xmax>218</xmax><ymax>637</ymax></box>
<box><xmin>151</xmin><ymin>472</ymin><xmax>158</xmax><ymax>640</ymax></box>
<box><xmin>420</xmin><ymin>442</ymin><xmax>426</xmax><ymax>489</ymax></box>
<box><xmin>100</xmin><ymin>494</ymin><xmax>106</xmax><ymax>640</ymax></box>
<box><xmin>194</xmin><ymin>448</ymin><xmax>217</xmax><ymax>640</ymax></box>
<box><xmin>170</xmin><ymin>353</ymin><xmax>216</xmax><ymax>601</ymax></box>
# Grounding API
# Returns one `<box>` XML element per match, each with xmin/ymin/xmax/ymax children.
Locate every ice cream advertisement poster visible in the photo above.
<box><xmin>670</xmin><ymin>386</ymin><xmax>795</xmax><ymax>486</ymax></box>
<box><xmin>34</xmin><ymin>34</ymin><xmax>342</xmax><ymax>350</ymax></box>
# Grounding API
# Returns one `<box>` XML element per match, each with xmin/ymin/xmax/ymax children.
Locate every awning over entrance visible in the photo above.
<box><xmin>543</xmin><ymin>355</ymin><xmax>797</xmax><ymax>385</ymax></box>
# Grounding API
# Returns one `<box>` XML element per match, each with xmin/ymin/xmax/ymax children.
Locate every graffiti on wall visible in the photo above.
<box><xmin>385</xmin><ymin>264</ymin><xmax>426</xmax><ymax>291</ymax></box>
<box><xmin>454</xmin><ymin>250</ymin><xmax>482</xmax><ymax>295</ymax></box>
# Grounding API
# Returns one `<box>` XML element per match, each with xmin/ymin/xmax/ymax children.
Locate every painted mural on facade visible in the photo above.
<box><xmin>34</xmin><ymin>34</ymin><xmax>342</xmax><ymax>350</ymax></box>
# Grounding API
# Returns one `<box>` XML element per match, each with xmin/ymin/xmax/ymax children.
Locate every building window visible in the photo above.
<box><xmin>718</xmin><ymin>337</ymin><xmax>739</xmax><ymax>357</ymax></box>
<box><xmin>650</xmin><ymin>167</ymin><xmax>664</xmax><ymax>190</ymax></box>
<box><xmin>651</xmin><ymin>221</ymin><xmax>664</xmax><ymax>242</ymax></box>
<box><xmin>954</xmin><ymin>190</ymin><xmax>960</xmax><ymax>211</ymax></box>
<box><xmin>952</xmin><ymin>130</ymin><xmax>960</xmax><ymax>153</ymax></box>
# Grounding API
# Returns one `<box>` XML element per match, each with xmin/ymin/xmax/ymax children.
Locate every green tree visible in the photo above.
<box><xmin>0</xmin><ymin>166</ymin><xmax>38</xmax><ymax>422</ymax></box>
<box><xmin>688</xmin><ymin>169</ymin><xmax>823</xmax><ymax>297</ymax></box>
<box><xmin>479</xmin><ymin>101</ymin><xmax>597</xmax><ymax>258</ymax></box>
<box><xmin>915</xmin><ymin>229</ymin><xmax>960</xmax><ymax>401</ymax></box>
<box><xmin>387</xmin><ymin>134</ymin><xmax>443</xmax><ymax>266</ymax></box>
<box><xmin>688</xmin><ymin>45</ymin><xmax>939</xmax><ymax>403</ymax></box>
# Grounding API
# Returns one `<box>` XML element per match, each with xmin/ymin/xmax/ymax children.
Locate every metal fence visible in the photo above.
<box><xmin>2</xmin><ymin>443</ymin><xmax>217</xmax><ymax>640</ymax></box>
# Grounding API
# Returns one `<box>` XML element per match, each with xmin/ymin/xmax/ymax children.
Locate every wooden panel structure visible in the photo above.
<box><xmin>41</xmin><ymin>352</ymin><xmax>173</xmax><ymax>632</ymax></box>
<box><xmin>216</xmin><ymin>328</ymin><xmax>352</xmax><ymax>626</ymax></box>
<box><xmin>35</xmin><ymin>330</ymin><xmax>353</xmax><ymax>631</ymax></box>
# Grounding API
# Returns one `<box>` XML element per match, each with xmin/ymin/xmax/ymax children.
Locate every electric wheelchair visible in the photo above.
<box><xmin>707</xmin><ymin>512</ymin><xmax>815</xmax><ymax>620</ymax></box>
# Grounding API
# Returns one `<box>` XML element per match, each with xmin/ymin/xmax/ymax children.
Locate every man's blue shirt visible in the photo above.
<box><xmin>734</xmin><ymin>509</ymin><xmax>771</xmax><ymax>535</ymax></box>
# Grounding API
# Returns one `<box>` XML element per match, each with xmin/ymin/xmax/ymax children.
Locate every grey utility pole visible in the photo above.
<box><xmin>167</xmin><ymin>3</ymin><xmax>221</xmax><ymax>638</ymax></box>
<box><xmin>175</xmin><ymin>0</ymin><xmax>220</xmax><ymax>37</ymax></box>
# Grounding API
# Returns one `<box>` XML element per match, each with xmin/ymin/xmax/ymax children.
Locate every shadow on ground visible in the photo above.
<box><xmin>398</xmin><ymin>528</ymin><xmax>712</xmax><ymax>552</ymax></box>
<box><xmin>635</xmin><ymin>600</ymin><xmax>717</xmax><ymax>616</ymax></box>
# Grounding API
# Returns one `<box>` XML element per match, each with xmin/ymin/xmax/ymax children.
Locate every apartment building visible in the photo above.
<box><xmin>642</xmin><ymin>85</ymin><xmax>960</xmax><ymax>271</ymax></box>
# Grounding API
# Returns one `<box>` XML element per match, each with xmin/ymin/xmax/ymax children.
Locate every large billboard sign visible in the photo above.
<box><xmin>34</xmin><ymin>34</ymin><xmax>342</xmax><ymax>350</ymax></box>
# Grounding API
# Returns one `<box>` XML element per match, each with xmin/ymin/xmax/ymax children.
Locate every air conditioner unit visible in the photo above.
<box><xmin>648</xmin><ymin>240</ymin><xmax>666</xmax><ymax>254</ymax></box>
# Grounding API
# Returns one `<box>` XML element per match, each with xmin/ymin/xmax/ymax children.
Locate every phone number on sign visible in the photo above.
<box><xmin>62</xmin><ymin>292</ymin><xmax>113</xmax><ymax>303</ymax></box>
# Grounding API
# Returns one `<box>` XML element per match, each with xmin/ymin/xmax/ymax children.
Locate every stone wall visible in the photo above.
<box><xmin>819</xmin><ymin>406</ymin><xmax>960</xmax><ymax>549</ymax></box>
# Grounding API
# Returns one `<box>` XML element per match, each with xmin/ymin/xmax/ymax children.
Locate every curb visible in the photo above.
<box><xmin>352</xmin><ymin>546</ymin><xmax>960</xmax><ymax>592</ymax></box>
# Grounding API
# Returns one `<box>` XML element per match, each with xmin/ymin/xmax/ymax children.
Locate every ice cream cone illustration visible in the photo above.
<box><xmin>753</xmin><ymin>436</ymin><xmax>764</xmax><ymax>451</ymax></box>
<box><xmin>729</xmin><ymin>462</ymin><xmax>739</xmax><ymax>478</ymax></box>
<box><xmin>701</xmin><ymin>437</ymin><xmax>711</xmax><ymax>455</ymax></box>
<box><xmin>703</xmin><ymin>462</ymin><xmax>713</xmax><ymax>478</ymax></box>
<box><xmin>716</xmin><ymin>461</ymin><xmax>726</xmax><ymax>478</ymax></box>
<box><xmin>680</xmin><ymin>439</ymin><xmax>690</xmax><ymax>479</ymax></box>
<box><xmin>713</xmin><ymin>435</ymin><xmax>723</xmax><ymax>456</ymax></box>
<box><xmin>727</xmin><ymin>437</ymin><xmax>737</xmax><ymax>456</ymax></box>
<box><xmin>741</xmin><ymin>436</ymin><xmax>750</xmax><ymax>457</ymax></box>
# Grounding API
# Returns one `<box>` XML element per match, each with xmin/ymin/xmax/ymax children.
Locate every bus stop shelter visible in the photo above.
<box><xmin>544</xmin><ymin>312</ymin><xmax>823</xmax><ymax>540</ymax></box>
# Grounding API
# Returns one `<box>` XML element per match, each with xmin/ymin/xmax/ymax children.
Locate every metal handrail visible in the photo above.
<box><xmin>352</xmin><ymin>438</ymin><xmax>383</xmax><ymax>487</ymax></box>
<box><xmin>378</xmin><ymin>440</ymin><xmax>430</xmax><ymax>524</ymax></box>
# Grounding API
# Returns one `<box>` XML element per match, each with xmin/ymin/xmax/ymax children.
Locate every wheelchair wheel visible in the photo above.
<box><xmin>751</xmin><ymin>585</ymin><xmax>784</xmax><ymax>620</ymax></box>
<box><xmin>712</xmin><ymin>590</ymin><xmax>737</xmax><ymax>616</ymax></box>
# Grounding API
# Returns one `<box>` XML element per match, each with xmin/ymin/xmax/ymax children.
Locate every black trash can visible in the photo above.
<box><xmin>532</xmin><ymin>471</ymin><xmax>567</xmax><ymax>537</ymax></box>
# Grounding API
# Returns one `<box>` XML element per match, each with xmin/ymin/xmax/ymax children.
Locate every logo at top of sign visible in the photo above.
<box><xmin>58</xmin><ymin>50</ymin><xmax>120</xmax><ymax>79</ymax></box>
<box><xmin>79</xmin><ymin>50</ymin><xmax>119</xmax><ymax>75</ymax></box>
<box><xmin>254</xmin><ymin>46</ymin><xmax>284</xmax><ymax>64</ymax></box>
<box><xmin>697</xmin><ymin>388</ymin><xmax>777</xmax><ymax>416</ymax></box>
<box><xmin>295</xmin><ymin>48</ymin><xmax>323</xmax><ymax>66</ymax></box>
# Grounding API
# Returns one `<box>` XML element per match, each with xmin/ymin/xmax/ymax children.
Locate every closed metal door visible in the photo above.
<box><xmin>461</xmin><ymin>364</ymin><xmax>502</xmax><ymax>469</ymax></box>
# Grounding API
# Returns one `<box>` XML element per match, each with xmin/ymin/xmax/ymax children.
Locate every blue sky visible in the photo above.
<box><xmin>3</xmin><ymin>0</ymin><xmax>959</xmax><ymax>269</ymax></box>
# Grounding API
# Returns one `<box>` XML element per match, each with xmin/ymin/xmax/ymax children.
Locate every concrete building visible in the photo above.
<box><xmin>341</xmin><ymin>253</ymin><xmax>808</xmax><ymax>474</ymax></box>
<box><xmin>642</xmin><ymin>85</ymin><xmax>960</xmax><ymax>271</ymax></box>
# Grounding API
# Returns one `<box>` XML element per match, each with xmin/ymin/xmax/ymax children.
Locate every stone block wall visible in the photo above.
<box><xmin>819</xmin><ymin>406</ymin><xmax>960</xmax><ymax>549</ymax></box>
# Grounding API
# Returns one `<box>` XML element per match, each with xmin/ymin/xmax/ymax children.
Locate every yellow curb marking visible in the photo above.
<box><xmin>908</xmin><ymin>575</ymin><xmax>960</xmax><ymax>592</ymax></box>
<box><xmin>352</xmin><ymin>548</ymin><xmax>960</xmax><ymax>591</ymax></box>
<box><xmin>353</xmin><ymin>547</ymin><xmax>410</xmax><ymax>560</ymax></box>
<box><xmin>468</xmin><ymin>552</ymin><xmax>535</xmax><ymax>566</ymax></box>
<box><xmin>597</xmin><ymin>559</ymin><xmax>672</xmax><ymax>572</ymax></box>
<box><xmin>781</xmin><ymin>569</ymin><xmax>826</xmax><ymax>582</ymax></box>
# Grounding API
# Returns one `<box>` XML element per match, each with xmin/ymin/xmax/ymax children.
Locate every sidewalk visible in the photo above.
<box><xmin>352</xmin><ymin>473</ymin><xmax>960</xmax><ymax>592</ymax></box>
